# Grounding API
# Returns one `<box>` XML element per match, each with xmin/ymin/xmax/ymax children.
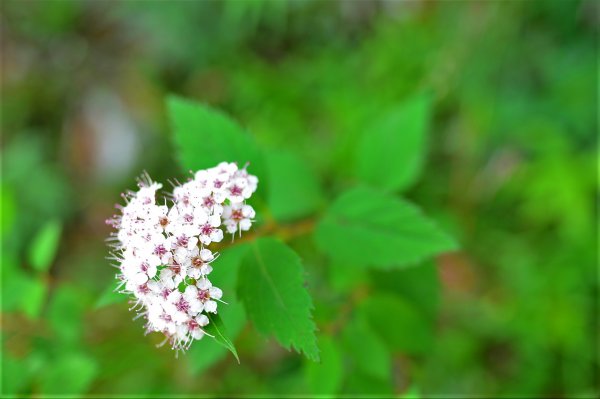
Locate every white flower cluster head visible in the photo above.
<box><xmin>106</xmin><ymin>162</ymin><xmax>258</xmax><ymax>352</ymax></box>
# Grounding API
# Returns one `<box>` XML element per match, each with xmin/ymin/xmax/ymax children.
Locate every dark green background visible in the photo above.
<box><xmin>1</xmin><ymin>0</ymin><xmax>597</xmax><ymax>397</ymax></box>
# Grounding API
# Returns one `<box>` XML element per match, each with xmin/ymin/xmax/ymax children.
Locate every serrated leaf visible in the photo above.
<box><xmin>305</xmin><ymin>335</ymin><xmax>343</xmax><ymax>395</ymax></box>
<box><xmin>167</xmin><ymin>96</ymin><xmax>266</xmax><ymax>191</ymax></box>
<box><xmin>355</xmin><ymin>94</ymin><xmax>431</xmax><ymax>192</ymax></box>
<box><xmin>28</xmin><ymin>219</ymin><xmax>62</xmax><ymax>272</ymax></box>
<box><xmin>266</xmin><ymin>150</ymin><xmax>323</xmax><ymax>222</ymax></box>
<box><xmin>239</xmin><ymin>238</ymin><xmax>319</xmax><ymax>361</ymax></box>
<box><xmin>315</xmin><ymin>186</ymin><xmax>456</xmax><ymax>268</ymax></box>
<box><xmin>204</xmin><ymin>312</ymin><xmax>240</xmax><ymax>363</ymax></box>
<box><xmin>359</xmin><ymin>293</ymin><xmax>433</xmax><ymax>355</ymax></box>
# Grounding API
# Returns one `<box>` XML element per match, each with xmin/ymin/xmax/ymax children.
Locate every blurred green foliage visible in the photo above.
<box><xmin>1</xmin><ymin>0</ymin><xmax>597</xmax><ymax>397</ymax></box>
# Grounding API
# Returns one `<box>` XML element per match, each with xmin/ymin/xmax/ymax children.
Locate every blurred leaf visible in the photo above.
<box><xmin>342</xmin><ymin>369</ymin><xmax>393</xmax><ymax>395</ymax></box>
<box><xmin>21</xmin><ymin>276</ymin><xmax>47</xmax><ymax>319</ymax></box>
<box><xmin>167</xmin><ymin>96</ymin><xmax>266</xmax><ymax>190</ymax></box>
<box><xmin>1</xmin><ymin>353</ymin><xmax>31</xmax><ymax>394</ymax></box>
<box><xmin>3</xmin><ymin>136</ymin><xmax>72</xmax><ymax>240</ymax></box>
<box><xmin>39</xmin><ymin>352</ymin><xmax>98</xmax><ymax>395</ymax></box>
<box><xmin>355</xmin><ymin>94</ymin><xmax>431</xmax><ymax>192</ymax></box>
<box><xmin>94</xmin><ymin>282</ymin><xmax>127</xmax><ymax>309</ymax></box>
<box><xmin>47</xmin><ymin>285</ymin><xmax>89</xmax><ymax>344</ymax></box>
<box><xmin>342</xmin><ymin>317</ymin><xmax>391</xmax><ymax>380</ymax></box>
<box><xmin>359</xmin><ymin>293</ymin><xmax>432</xmax><ymax>355</ymax></box>
<box><xmin>400</xmin><ymin>385</ymin><xmax>422</xmax><ymax>399</ymax></box>
<box><xmin>266</xmin><ymin>150</ymin><xmax>323</xmax><ymax>222</ymax></box>
<box><xmin>2</xmin><ymin>258</ymin><xmax>47</xmax><ymax>318</ymax></box>
<box><xmin>205</xmin><ymin>313</ymin><xmax>240</xmax><ymax>363</ymax></box>
<box><xmin>315</xmin><ymin>186</ymin><xmax>456</xmax><ymax>268</ymax></box>
<box><xmin>328</xmin><ymin>261</ymin><xmax>368</xmax><ymax>294</ymax></box>
<box><xmin>28</xmin><ymin>219</ymin><xmax>62</xmax><ymax>272</ymax></box>
<box><xmin>370</xmin><ymin>260</ymin><xmax>440</xmax><ymax>320</ymax></box>
<box><xmin>239</xmin><ymin>237</ymin><xmax>319</xmax><ymax>361</ymax></box>
<box><xmin>0</xmin><ymin>184</ymin><xmax>16</xmax><ymax>235</ymax></box>
<box><xmin>305</xmin><ymin>335</ymin><xmax>343</xmax><ymax>395</ymax></box>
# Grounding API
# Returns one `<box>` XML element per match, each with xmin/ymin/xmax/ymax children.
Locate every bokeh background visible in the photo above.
<box><xmin>1</xmin><ymin>0</ymin><xmax>598</xmax><ymax>397</ymax></box>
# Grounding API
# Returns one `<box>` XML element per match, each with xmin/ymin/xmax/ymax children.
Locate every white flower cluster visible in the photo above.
<box><xmin>106</xmin><ymin>162</ymin><xmax>258</xmax><ymax>352</ymax></box>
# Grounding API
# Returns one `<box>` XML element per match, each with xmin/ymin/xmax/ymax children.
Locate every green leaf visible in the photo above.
<box><xmin>167</xmin><ymin>96</ymin><xmax>266</xmax><ymax>188</ymax></box>
<box><xmin>370</xmin><ymin>260</ymin><xmax>440</xmax><ymax>320</ymax></box>
<box><xmin>239</xmin><ymin>237</ymin><xmax>319</xmax><ymax>360</ymax></box>
<box><xmin>47</xmin><ymin>285</ymin><xmax>89</xmax><ymax>344</ymax></box>
<box><xmin>39</xmin><ymin>352</ymin><xmax>98</xmax><ymax>394</ymax></box>
<box><xmin>342</xmin><ymin>370</ymin><xmax>393</xmax><ymax>395</ymax></box>
<box><xmin>266</xmin><ymin>150</ymin><xmax>323</xmax><ymax>222</ymax></box>
<box><xmin>188</xmin><ymin>303</ymin><xmax>246</xmax><ymax>373</ymax></box>
<box><xmin>21</xmin><ymin>276</ymin><xmax>47</xmax><ymax>319</ymax></box>
<box><xmin>204</xmin><ymin>312</ymin><xmax>240</xmax><ymax>363</ymax></box>
<box><xmin>315</xmin><ymin>186</ymin><xmax>456</xmax><ymax>268</ymax></box>
<box><xmin>342</xmin><ymin>317</ymin><xmax>391</xmax><ymax>380</ymax></box>
<box><xmin>328</xmin><ymin>261</ymin><xmax>368</xmax><ymax>294</ymax></box>
<box><xmin>2</xmin><ymin>256</ymin><xmax>47</xmax><ymax>318</ymax></box>
<box><xmin>188</xmin><ymin>244</ymin><xmax>249</xmax><ymax>373</ymax></box>
<box><xmin>359</xmin><ymin>293</ymin><xmax>433</xmax><ymax>355</ymax></box>
<box><xmin>1</xmin><ymin>353</ymin><xmax>31</xmax><ymax>394</ymax></box>
<box><xmin>305</xmin><ymin>335</ymin><xmax>343</xmax><ymax>395</ymax></box>
<box><xmin>400</xmin><ymin>385</ymin><xmax>422</xmax><ymax>399</ymax></box>
<box><xmin>94</xmin><ymin>282</ymin><xmax>128</xmax><ymax>309</ymax></box>
<box><xmin>28</xmin><ymin>219</ymin><xmax>62</xmax><ymax>272</ymax></box>
<box><xmin>0</xmin><ymin>184</ymin><xmax>16</xmax><ymax>235</ymax></box>
<box><xmin>355</xmin><ymin>93</ymin><xmax>431</xmax><ymax>192</ymax></box>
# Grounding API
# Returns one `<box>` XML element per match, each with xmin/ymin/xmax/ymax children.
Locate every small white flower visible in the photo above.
<box><xmin>198</xmin><ymin>214</ymin><xmax>224</xmax><ymax>245</ymax></box>
<box><xmin>185</xmin><ymin>247</ymin><xmax>215</xmax><ymax>279</ymax></box>
<box><xmin>165</xmin><ymin>290</ymin><xmax>192</xmax><ymax>324</ymax></box>
<box><xmin>223</xmin><ymin>203</ymin><xmax>255</xmax><ymax>235</ymax></box>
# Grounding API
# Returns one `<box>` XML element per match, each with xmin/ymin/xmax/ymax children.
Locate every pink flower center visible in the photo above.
<box><xmin>183</xmin><ymin>214</ymin><xmax>194</xmax><ymax>223</ymax></box>
<box><xmin>200</xmin><ymin>224</ymin><xmax>213</xmax><ymax>235</ymax></box>
<box><xmin>192</xmin><ymin>257</ymin><xmax>204</xmax><ymax>267</ymax></box>
<box><xmin>154</xmin><ymin>244</ymin><xmax>167</xmax><ymax>256</ymax></box>
<box><xmin>231</xmin><ymin>209</ymin><xmax>243</xmax><ymax>221</ymax></box>
<box><xmin>203</xmin><ymin>196</ymin><xmax>215</xmax><ymax>207</ymax></box>
<box><xmin>197</xmin><ymin>289</ymin><xmax>210</xmax><ymax>302</ymax></box>
<box><xmin>175</xmin><ymin>297</ymin><xmax>190</xmax><ymax>313</ymax></box>
<box><xmin>177</xmin><ymin>235</ymin><xmax>189</xmax><ymax>247</ymax></box>
<box><xmin>187</xmin><ymin>319</ymin><xmax>199</xmax><ymax>330</ymax></box>
<box><xmin>229</xmin><ymin>185</ymin><xmax>243</xmax><ymax>196</ymax></box>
